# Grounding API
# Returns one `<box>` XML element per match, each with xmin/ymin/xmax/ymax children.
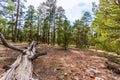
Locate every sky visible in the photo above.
<box><xmin>26</xmin><ymin>0</ymin><xmax>99</xmax><ymax>23</ymax></box>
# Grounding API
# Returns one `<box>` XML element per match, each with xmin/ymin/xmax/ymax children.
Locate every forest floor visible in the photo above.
<box><xmin>0</xmin><ymin>44</ymin><xmax>120</xmax><ymax>80</ymax></box>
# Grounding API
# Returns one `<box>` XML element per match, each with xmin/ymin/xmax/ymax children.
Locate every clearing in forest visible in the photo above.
<box><xmin>0</xmin><ymin>44</ymin><xmax>120</xmax><ymax>80</ymax></box>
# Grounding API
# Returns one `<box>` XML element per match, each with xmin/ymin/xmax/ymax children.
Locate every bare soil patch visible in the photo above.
<box><xmin>0</xmin><ymin>45</ymin><xmax>120</xmax><ymax>80</ymax></box>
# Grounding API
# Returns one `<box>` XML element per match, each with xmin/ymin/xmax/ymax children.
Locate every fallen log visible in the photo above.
<box><xmin>106</xmin><ymin>61</ymin><xmax>120</xmax><ymax>74</ymax></box>
<box><xmin>0</xmin><ymin>33</ymin><xmax>47</xmax><ymax>80</ymax></box>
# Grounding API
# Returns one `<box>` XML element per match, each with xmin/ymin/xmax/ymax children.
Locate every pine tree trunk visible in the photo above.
<box><xmin>47</xmin><ymin>23</ymin><xmax>50</xmax><ymax>45</ymax></box>
<box><xmin>37</xmin><ymin>16</ymin><xmax>40</xmax><ymax>43</ymax></box>
<box><xmin>53</xmin><ymin>17</ymin><xmax>56</xmax><ymax>46</ymax></box>
<box><xmin>13</xmin><ymin>0</ymin><xmax>20</xmax><ymax>42</ymax></box>
<box><xmin>12</xmin><ymin>14</ymin><xmax>14</xmax><ymax>42</ymax></box>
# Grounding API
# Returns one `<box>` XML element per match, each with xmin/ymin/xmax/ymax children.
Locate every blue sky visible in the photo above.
<box><xmin>26</xmin><ymin>0</ymin><xmax>99</xmax><ymax>22</ymax></box>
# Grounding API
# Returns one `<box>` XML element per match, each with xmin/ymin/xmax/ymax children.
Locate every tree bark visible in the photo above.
<box><xmin>37</xmin><ymin>15</ymin><xmax>40</xmax><ymax>43</ymax></box>
<box><xmin>47</xmin><ymin>22</ymin><xmax>50</xmax><ymax>45</ymax></box>
<box><xmin>12</xmin><ymin>14</ymin><xmax>14</xmax><ymax>42</ymax></box>
<box><xmin>53</xmin><ymin>15</ymin><xmax>56</xmax><ymax>46</ymax></box>
<box><xmin>13</xmin><ymin>0</ymin><xmax>20</xmax><ymax>42</ymax></box>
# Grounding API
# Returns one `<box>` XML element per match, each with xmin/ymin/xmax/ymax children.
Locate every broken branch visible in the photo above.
<box><xmin>30</xmin><ymin>51</ymin><xmax>47</xmax><ymax>60</ymax></box>
<box><xmin>0</xmin><ymin>33</ymin><xmax>23</xmax><ymax>53</ymax></box>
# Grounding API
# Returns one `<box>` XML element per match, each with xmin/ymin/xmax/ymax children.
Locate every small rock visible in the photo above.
<box><xmin>110</xmin><ymin>76</ymin><xmax>118</xmax><ymax>80</ymax></box>
<box><xmin>72</xmin><ymin>76</ymin><xmax>79</xmax><ymax>80</ymax></box>
<box><xmin>57</xmin><ymin>75</ymin><xmax>64</xmax><ymax>80</ymax></box>
<box><xmin>95</xmin><ymin>77</ymin><xmax>104</xmax><ymax>80</ymax></box>
<box><xmin>86</xmin><ymin>68</ymin><xmax>101</xmax><ymax>75</ymax></box>
<box><xmin>99</xmin><ymin>64</ymin><xmax>106</xmax><ymax>68</ymax></box>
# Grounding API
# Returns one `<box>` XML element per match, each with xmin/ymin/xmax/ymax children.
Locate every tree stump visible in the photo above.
<box><xmin>0</xmin><ymin>33</ymin><xmax>47</xmax><ymax>80</ymax></box>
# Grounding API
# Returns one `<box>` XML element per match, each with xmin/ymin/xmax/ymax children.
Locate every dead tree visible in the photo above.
<box><xmin>0</xmin><ymin>33</ymin><xmax>47</xmax><ymax>80</ymax></box>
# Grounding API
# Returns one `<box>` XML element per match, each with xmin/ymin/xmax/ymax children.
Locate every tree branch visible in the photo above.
<box><xmin>29</xmin><ymin>41</ymin><xmax>37</xmax><ymax>51</ymax></box>
<box><xmin>30</xmin><ymin>51</ymin><xmax>47</xmax><ymax>60</ymax></box>
<box><xmin>0</xmin><ymin>33</ymin><xmax>23</xmax><ymax>53</ymax></box>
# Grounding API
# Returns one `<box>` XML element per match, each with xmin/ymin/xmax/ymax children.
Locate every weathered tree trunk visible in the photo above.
<box><xmin>0</xmin><ymin>33</ymin><xmax>47</xmax><ymax>80</ymax></box>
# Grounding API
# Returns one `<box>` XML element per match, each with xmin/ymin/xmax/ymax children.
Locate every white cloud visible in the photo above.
<box><xmin>57</xmin><ymin>0</ymin><xmax>99</xmax><ymax>22</ymax></box>
<box><xmin>25</xmin><ymin>0</ymin><xmax>45</xmax><ymax>9</ymax></box>
<box><xmin>57</xmin><ymin>0</ymin><xmax>90</xmax><ymax>10</ymax></box>
<box><xmin>26</xmin><ymin>0</ymin><xmax>99</xmax><ymax>22</ymax></box>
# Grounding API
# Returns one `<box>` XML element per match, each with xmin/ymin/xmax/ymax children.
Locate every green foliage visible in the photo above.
<box><xmin>1</xmin><ymin>0</ymin><xmax>119</xmax><ymax>54</ymax></box>
<box><xmin>42</xmin><ymin>18</ymin><xmax>49</xmax><ymax>43</ymax></box>
<box><xmin>62</xmin><ymin>20</ymin><xmax>72</xmax><ymax>49</ymax></box>
<box><xmin>56</xmin><ymin>17</ymin><xmax>63</xmax><ymax>45</ymax></box>
<box><xmin>92</xmin><ymin>0</ymin><xmax>120</xmax><ymax>54</ymax></box>
<box><xmin>0</xmin><ymin>0</ymin><xmax>71</xmax><ymax>49</ymax></box>
<box><xmin>24</xmin><ymin>5</ymin><xmax>36</xmax><ymax>40</ymax></box>
<box><xmin>73</xmin><ymin>11</ymin><xmax>92</xmax><ymax>48</ymax></box>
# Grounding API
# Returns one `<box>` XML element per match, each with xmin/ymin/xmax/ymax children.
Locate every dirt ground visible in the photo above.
<box><xmin>0</xmin><ymin>44</ymin><xmax>120</xmax><ymax>80</ymax></box>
